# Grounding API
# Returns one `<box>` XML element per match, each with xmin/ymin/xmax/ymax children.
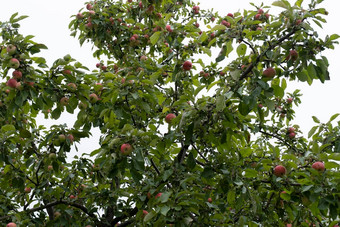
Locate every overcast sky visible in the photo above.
<box><xmin>1</xmin><ymin>0</ymin><xmax>340</xmax><ymax>153</ymax></box>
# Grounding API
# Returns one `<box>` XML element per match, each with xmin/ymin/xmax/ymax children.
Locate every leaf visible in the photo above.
<box><xmin>144</xmin><ymin>210</ymin><xmax>156</xmax><ymax>222</ymax></box>
<box><xmin>211</xmin><ymin>24</ymin><xmax>227</xmax><ymax>31</ymax></box>
<box><xmin>236</xmin><ymin>44</ymin><xmax>247</xmax><ymax>57</ymax></box>
<box><xmin>1</xmin><ymin>124</ymin><xmax>16</xmax><ymax>133</ymax></box>
<box><xmin>329</xmin><ymin>34</ymin><xmax>340</xmax><ymax>41</ymax></box>
<box><xmin>244</xmin><ymin>169</ymin><xmax>257</xmax><ymax>178</ymax></box>
<box><xmin>186</xmin><ymin>152</ymin><xmax>196</xmax><ymax>170</ymax></box>
<box><xmin>301</xmin><ymin>185</ymin><xmax>313</xmax><ymax>192</ymax></box>
<box><xmin>227</xmin><ymin>190</ymin><xmax>236</xmax><ymax>205</ymax></box>
<box><xmin>312</xmin><ymin>116</ymin><xmax>320</xmax><ymax>123</ymax></box>
<box><xmin>160</xmin><ymin>192</ymin><xmax>172</xmax><ymax>203</ymax></box>
<box><xmin>272</xmin><ymin>0</ymin><xmax>290</xmax><ymax>9</ymax></box>
<box><xmin>328</xmin><ymin>113</ymin><xmax>340</xmax><ymax>123</ymax></box>
<box><xmin>216</xmin><ymin>95</ymin><xmax>226</xmax><ymax>111</ymax></box>
<box><xmin>150</xmin><ymin>31</ymin><xmax>161</xmax><ymax>45</ymax></box>
<box><xmin>160</xmin><ymin>206</ymin><xmax>170</xmax><ymax>216</ymax></box>
<box><xmin>295</xmin><ymin>0</ymin><xmax>304</xmax><ymax>7</ymax></box>
<box><xmin>308</xmin><ymin>126</ymin><xmax>318</xmax><ymax>138</ymax></box>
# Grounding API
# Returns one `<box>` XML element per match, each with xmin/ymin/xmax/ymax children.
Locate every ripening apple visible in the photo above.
<box><xmin>6</xmin><ymin>222</ymin><xmax>17</xmax><ymax>227</ymax></box>
<box><xmin>142</xmin><ymin>210</ymin><xmax>148</xmax><ymax>216</ymax></box>
<box><xmin>120</xmin><ymin>143</ymin><xmax>133</xmax><ymax>155</ymax></box>
<box><xmin>140</xmin><ymin>55</ymin><xmax>147</xmax><ymax>61</ymax></box>
<box><xmin>258</xmin><ymin>9</ymin><xmax>264</xmax><ymax>14</ymax></box>
<box><xmin>89</xmin><ymin>93</ymin><xmax>99</xmax><ymax>103</ymax></box>
<box><xmin>59</xmin><ymin>134</ymin><xmax>66</xmax><ymax>142</ymax></box>
<box><xmin>89</xmin><ymin>10</ymin><xmax>95</xmax><ymax>16</ymax></box>
<box><xmin>86</xmin><ymin>3</ymin><xmax>93</xmax><ymax>10</ymax></box>
<box><xmin>62</xmin><ymin>69</ymin><xmax>72</xmax><ymax>75</ymax></box>
<box><xmin>12</xmin><ymin>70</ymin><xmax>22</xmax><ymax>79</ymax></box>
<box><xmin>69</xmin><ymin>195</ymin><xmax>76</xmax><ymax>199</ymax></box>
<box><xmin>60</xmin><ymin>97</ymin><xmax>69</xmax><ymax>106</ymax></box>
<box><xmin>227</xmin><ymin>13</ymin><xmax>234</xmax><ymax>18</ymax></box>
<box><xmin>192</xmin><ymin>5</ymin><xmax>199</xmax><ymax>14</ymax></box>
<box><xmin>182</xmin><ymin>60</ymin><xmax>192</xmax><ymax>71</ymax></box>
<box><xmin>312</xmin><ymin>161</ymin><xmax>325</xmax><ymax>171</ymax></box>
<box><xmin>48</xmin><ymin>165</ymin><xmax>53</xmax><ymax>171</ymax></box>
<box><xmin>207</xmin><ymin>198</ymin><xmax>212</xmax><ymax>203</ymax></box>
<box><xmin>165</xmin><ymin>113</ymin><xmax>176</xmax><ymax>124</ymax></box>
<box><xmin>211</xmin><ymin>17</ymin><xmax>215</xmax><ymax>22</ymax></box>
<box><xmin>288</xmin><ymin>132</ymin><xmax>296</xmax><ymax>139</ymax></box>
<box><xmin>7</xmin><ymin>78</ymin><xmax>18</xmax><ymax>88</ymax></box>
<box><xmin>288</xmin><ymin>127</ymin><xmax>295</xmax><ymax>133</ymax></box>
<box><xmin>155</xmin><ymin>192</ymin><xmax>162</xmax><ymax>199</ymax></box>
<box><xmin>287</xmin><ymin>97</ymin><xmax>293</xmax><ymax>104</ymax></box>
<box><xmin>67</xmin><ymin>83</ymin><xmax>77</xmax><ymax>91</ymax></box>
<box><xmin>166</xmin><ymin>25</ymin><xmax>173</xmax><ymax>32</ymax></box>
<box><xmin>286</xmin><ymin>50</ymin><xmax>298</xmax><ymax>61</ymax></box>
<box><xmin>221</xmin><ymin>20</ymin><xmax>230</xmax><ymax>28</ymax></box>
<box><xmin>78</xmin><ymin>102</ymin><xmax>87</xmax><ymax>110</ymax></box>
<box><xmin>9</xmin><ymin>58</ymin><xmax>20</xmax><ymax>69</ymax></box>
<box><xmin>273</xmin><ymin>165</ymin><xmax>286</xmax><ymax>177</ymax></box>
<box><xmin>67</xmin><ymin>134</ymin><xmax>75</xmax><ymax>143</ymax></box>
<box><xmin>24</xmin><ymin>187</ymin><xmax>31</xmax><ymax>193</ymax></box>
<box><xmin>76</xmin><ymin>13</ymin><xmax>84</xmax><ymax>19</ymax></box>
<box><xmin>262</xmin><ymin>67</ymin><xmax>276</xmax><ymax>78</ymax></box>
<box><xmin>6</xmin><ymin>44</ymin><xmax>17</xmax><ymax>55</ymax></box>
<box><xmin>85</xmin><ymin>22</ymin><xmax>93</xmax><ymax>29</ymax></box>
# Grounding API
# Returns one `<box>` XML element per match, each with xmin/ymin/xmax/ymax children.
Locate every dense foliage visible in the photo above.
<box><xmin>1</xmin><ymin>0</ymin><xmax>339</xmax><ymax>226</ymax></box>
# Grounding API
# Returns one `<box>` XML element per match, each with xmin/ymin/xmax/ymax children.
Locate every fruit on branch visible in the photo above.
<box><xmin>165</xmin><ymin>113</ymin><xmax>176</xmax><ymax>124</ymax></box>
<box><xmin>76</xmin><ymin>13</ymin><xmax>84</xmax><ymax>19</ymax></box>
<box><xmin>89</xmin><ymin>93</ymin><xmax>99</xmax><ymax>103</ymax></box>
<box><xmin>312</xmin><ymin>161</ymin><xmax>325</xmax><ymax>171</ymax></box>
<box><xmin>258</xmin><ymin>9</ymin><xmax>264</xmax><ymax>14</ymax></box>
<box><xmin>69</xmin><ymin>195</ymin><xmax>76</xmax><ymax>199</ymax></box>
<box><xmin>207</xmin><ymin>198</ymin><xmax>212</xmax><ymax>203</ymax></box>
<box><xmin>7</xmin><ymin>78</ymin><xmax>18</xmax><ymax>88</ymax></box>
<box><xmin>62</xmin><ymin>69</ymin><xmax>72</xmax><ymax>75</ymax></box>
<box><xmin>288</xmin><ymin>127</ymin><xmax>295</xmax><ymax>133</ymax></box>
<box><xmin>288</xmin><ymin>132</ymin><xmax>296</xmax><ymax>139</ymax></box>
<box><xmin>6</xmin><ymin>44</ymin><xmax>17</xmax><ymax>55</ymax></box>
<box><xmin>227</xmin><ymin>13</ymin><xmax>234</xmax><ymax>18</ymax></box>
<box><xmin>24</xmin><ymin>187</ymin><xmax>31</xmax><ymax>193</ymax></box>
<box><xmin>140</xmin><ymin>55</ymin><xmax>147</xmax><ymax>61</ymax></box>
<box><xmin>192</xmin><ymin>6</ymin><xmax>200</xmax><ymax>14</ymax></box>
<box><xmin>155</xmin><ymin>192</ymin><xmax>162</xmax><ymax>199</ymax></box>
<box><xmin>120</xmin><ymin>143</ymin><xmax>133</xmax><ymax>155</ymax></box>
<box><xmin>142</xmin><ymin>210</ymin><xmax>148</xmax><ymax>216</ymax></box>
<box><xmin>287</xmin><ymin>97</ymin><xmax>293</xmax><ymax>104</ymax></box>
<box><xmin>67</xmin><ymin>83</ymin><xmax>77</xmax><ymax>91</ymax></box>
<box><xmin>12</xmin><ymin>70</ymin><xmax>22</xmax><ymax>79</ymax></box>
<box><xmin>54</xmin><ymin>211</ymin><xmax>61</xmax><ymax>218</ymax></box>
<box><xmin>6</xmin><ymin>223</ymin><xmax>17</xmax><ymax>227</ymax></box>
<box><xmin>182</xmin><ymin>60</ymin><xmax>192</xmax><ymax>71</ymax></box>
<box><xmin>78</xmin><ymin>102</ymin><xmax>87</xmax><ymax>110</ymax></box>
<box><xmin>89</xmin><ymin>10</ymin><xmax>95</xmax><ymax>16</ymax></box>
<box><xmin>48</xmin><ymin>165</ymin><xmax>53</xmax><ymax>171</ymax></box>
<box><xmin>9</xmin><ymin>58</ymin><xmax>20</xmax><ymax>69</ymax></box>
<box><xmin>85</xmin><ymin>22</ymin><xmax>93</xmax><ymax>29</ymax></box>
<box><xmin>273</xmin><ymin>165</ymin><xmax>286</xmax><ymax>177</ymax></box>
<box><xmin>166</xmin><ymin>25</ymin><xmax>173</xmax><ymax>32</ymax></box>
<box><xmin>67</xmin><ymin>134</ymin><xmax>74</xmax><ymax>143</ymax></box>
<box><xmin>211</xmin><ymin>17</ymin><xmax>215</xmax><ymax>22</ymax></box>
<box><xmin>86</xmin><ymin>3</ymin><xmax>93</xmax><ymax>10</ymax></box>
<box><xmin>59</xmin><ymin>134</ymin><xmax>66</xmax><ymax>142</ymax></box>
<box><xmin>262</xmin><ymin>67</ymin><xmax>276</xmax><ymax>78</ymax></box>
<box><xmin>49</xmin><ymin>153</ymin><xmax>57</xmax><ymax>159</ymax></box>
<box><xmin>60</xmin><ymin>97</ymin><xmax>69</xmax><ymax>106</ymax></box>
<box><xmin>255</xmin><ymin>14</ymin><xmax>261</xmax><ymax>20</ymax></box>
<box><xmin>221</xmin><ymin>20</ymin><xmax>230</xmax><ymax>28</ymax></box>
<box><xmin>286</xmin><ymin>50</ymin><xmax>298</xmax><ymax>61</ymax></box>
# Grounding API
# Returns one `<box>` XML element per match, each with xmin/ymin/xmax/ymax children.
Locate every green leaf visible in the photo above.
<box><xmin>312</xmin><ymin>116</ymin><xmax>320</xmax><ymax>123</ymax></box>
<box><xmin>187</xmin><ymin>152</ymin><xmax>196</xmax><ymax>170</ymax></box>
<box><xmin>244</xmin><ymin>169</ymin><xmax>257</xmax><ymax>178</ymax></box>
<box><xmin>329</xmin><ymin>34</ymin><xmax>340</xmax><ymax>41</ymax></box>
<box><xmin>308</xmin><ymin>126</ymin><xmax>318</xmax><ymax>138</ymax></box>
<box><xmin>160</xmin><ymin>206</ymin><xmax>170</xmax><ymax>216</ymax></box>
<box><xmin>301</xmin><ymin>185</ymin><xmax>313</xmax><ymax>192</ymax></box>
<box><xmin>1</xmin><ymin>124</ymin><xmax>16</xmax><ymax>133</ymax></box>
<box><xmin>272</xmin><ymin>1</ymin><xmax>289</xmax><ymax>9</ymax></box>
<box><xmin>328</xmin><ymin>113</ymin><xmax>339</xmax><ymax>123</ymax></box>
<box><xmin>150</xmin><ymin>31</ymin><xmax>161</xmax><ymax>45</ymax></box>
<box><xmin>160</xmin><ymin>192</ymin><xmax>172</xmax><ymax>203</ymax></box>
<box><xmin>236</xmin><ymin>44</ymin><xmax>247</xmax><ymax>57</ymax></box>
<box><xmin>211</xmin><ymin>24</ymin><xmax>227</xmax><ymax>31</ymax></box>
<box><xmin>216</xmin><ymin>95</ymin><xmax>226</xmax><ymax>111</ymax></box>
<box><xmin>227</xmin><ymin>190</ymin><xmax>236</xmax><ymax>205</ymax></box>
<box><xmin>144</xmin><ymin>210</ymin><xmax>156</xmax><ymax>222</ymax></box>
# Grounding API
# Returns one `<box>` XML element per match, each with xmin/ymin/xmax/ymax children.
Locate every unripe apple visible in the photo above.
<box><xmin>12</xmin><ymin>70</ymin><xmax>22</xmax><ymax>79</ymax></box>
<box><xmin>120</xmin><ymin>143</ymin><xmax>133</xmax><ymax>155</ymax></box>
<box><xmin>9</xmin><ymin>58</ymin><xmax>20</xmax><ymax>69</ymax></box>
<box><xmin>7</xmin><ymin>78</ymin><xmax>18</xmax><ymax>88</ymax></box>
<box><xmin>312</xmin><ymin>161</ymin><xmax>325</xmax><ymax>171</ymax></box>
<box><xmin>54</xmin><ymin>211</ymin><xmax>61</xmax><ymax>218</ymax></box>
<box><xmin>59</xmin><ymin>134</ymin><xmax>66</xmax><ymax>142</ymax></box>
<box><xmin>6</xmin><ymin>44</ymin><xmax>17</xmax><ymax>55</ymax></box>
<box><xmin>89</xmin><ymin>93</ymin><xmax>99</xmax><ymax>103</ymax></box>
<box><xmin>273</xmin><ymin>165</ymin><xmax>286</xmax><ymax>177</ymax></box>
<box><xmin>49</xmin><ymin>153</ymin><xmax>57</xmax><ymax>159</ymax></box>
<box><xmin>182</xmin><ymin>60</ymin><xmax>192</xmax><ymax>71</ymax></box>
<box><xmin>60</xmin><ymin>97</ymin><xmax>69</xmax><ymax>106</ymax></box>
<box><xmin>207</xmin><ymin>198</ymin><xmax>212</xmax><ymax>203</ymax></box>
<box><xmin>24</xmin><ymin>187</ymin><xmax>31</xmax><ymax>193</ymax></box>
<box><xmin>262</xmin><ymin>67</ymin><xmax>276</xmax><ymax>78</ymax></box>
<box><xmin>67</xmin><ymin>83</ymin><xmax>77</xmax><ymax>91</ymax></box>
<box><xmin>165</xmin><ymin>113</ymin><xmax>176</xmax><ymax>124</ymax></box>
<box><xmin>6</xmin><ymin>222</ymin><xmax>17</xmax><ymax>227</ymax></box>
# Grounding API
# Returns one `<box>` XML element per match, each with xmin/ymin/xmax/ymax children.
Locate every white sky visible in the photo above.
<box><xmin>1</xmin><ymin>0</ymin><xmax>340</xmax><ymax>153</ymax></box>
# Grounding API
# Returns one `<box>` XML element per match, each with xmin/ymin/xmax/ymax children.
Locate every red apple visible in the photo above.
<box><xmin>24</xmin><ymin>187</ymin><xmax>31</xmax><ymax>193</ymax></box>
<box><xmin>67</xmin><ymin>83</ymin><xmax>77</xmax><ymax>91</ymax></box>
<box><xmin>265</xmin><ymin>13</ymin><xmax>270</xmax><ymax>19</ymax></box>
<box><xmin>142</xmin><ymin>210</ymin><xmax>148</xmax><ymax>216</ymax></box>
<box><xmin>258</xmin><ymin>9</ymin><xmax>264</xmax><ymax>14</ymax></box>
<box><xmin>312</xmin><ymin>162</ymin><xmax>325</xmax><ymax>171</ymax></box>
<box><xmin>86</xmin><ymin>3</ymin><xmax>93</xmax><ymax>10</ymax></box>
<box><xmin>67</xmin><ymin>134</ymin><xmax>74</xmax><ymax>143</ymax></box>
<box><xmin>221</xmin><ymin>20</ymin><xmax>230</xmax><ymax>28</ymax></box>
<box><xmin>6</xmin><ymin>223</ymin><xmax>17</xmax><ymax>227</ymax></box>
<box><xmin>288</xmin><ymin>132</ymin><xmax>296</xmax><ymax>139</ymax></box>
<box><xmin>120</xmin><ymin>143</ymin><xmax>133</xmax><ymax>155</ymax></box>
<box><xmin>286</xmin><ymin>50</ymin><xmax>298</xmax><ymax>61</ymax></box>
<box><xmin>166</xmin><ymin>25</ymin><xmax>172</xmax><ymax>32</ymax></box>
<box><xmin>227</xmin><ymin>13</ymin><xmax>234</xmax><ymax>18</ymax></box>
<box><xmin>89</xmin><ymin>10</ymin><xmax>95</xmax><ymax>16</ymax></box>
<box><xmin>207</xmin><ymin>198</ymin><xmax>212</xmax><ymax>203</ymax></box>
<box><xmin>85</xmin><ymin>22</ymin><xmax>93</xmax><ymax>29</ymax></box>
<box><xmin>258</xmin><ymin>104</ymin><xmax>263</xmax><ymax>108</ymax></box>
<box><xmin>182</xmin><ymin>60</ymin><xmax>192</xmax><ymax>71</ymax></box>
<box><xmin>262</xmin><ymin>67</ymin><xmax>276</xmax><ymax>78</ymax></box>
<box><xmin>147</xmin><ymin>192</ymin><xmax>152</xmax><ymax>199</ymax></box>
<box><xmin>62</xmin><ymin>69</ymin><xmax>72</xmax><ymax>75</ymax></box>
<box><xmin>7</xmin><ymin>78</ymin><xmax>18</xmax><ymax>88</ymax></box>
<box><xmin>274</xmin><ymin>165</ymin><xmax>286</xmax><ymax>177</ymax></box>
<box><xmin>138</xmin><ymin>1</ymin><xmax>143</xmax><ymax>8</ymax></box>
<box><xmin>155</xmin><ymin>192</ymin><xmax>162</xmax><ymax>199</ymax></box>
<box><xmin>9</xmin><ymin>58</ymin><xmax>20</xmax><ymax>69</ymax></box>
<box><xmin>69</xmin><ymin>195</ymin><xmax>76</xmax><ymax>199</ymax></box>
<box><xmin>96</xmin><ymin>63</ymin><xmax>101</xmax><ymax>68</ymax></box>
<box><xmin>211</xmin><ymin>17</ymin><xmax>215</xmax><ymax>22</ymax></box>
<box><xmin>60</xmin><ymin>97</ymin><xmax>69</xmax><ymax>106</ymax></box>
<box><xmin>140</xmin><ymin>55</ymin><xmax>147</xmax><ymax>61</ymax></box>
<box><xmin>288</xmin><ymin>127</ymin><xmax>295</xmax><ymax>133</ymax></box>
<box><xmin>255</xmin><ymin>14</ymin><xmax>261</xmax><ymax>20</ymax></box>
<box><xmin>192</xmin><ymin>6</ymin><xmax>200</xmax><ymax>14</ymax></box>
<box><xmin>287</xmin><ymin>97</ymin><xmax>293</xmax><ymax>104</ymax></box>
<box><xmin>89</xmin><ymin>93</ymin><xmax>99</xmax><ymax>103</ymax></box>
<box><xmin>12</xmin><ymin>70</ymin><xmax>22</xmax><ymax>79</ymax></box>
<box><xmin>165</xmin><ymin>113</ymin><xmax>176</xmax><ymax>124</ymax></box>
<box><xmin>76</xmin><ymin>13</ymin><xmax>84</xmax><ymax>19</ymax></box>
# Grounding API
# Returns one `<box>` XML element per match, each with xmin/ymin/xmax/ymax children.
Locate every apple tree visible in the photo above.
<box><xmin>1</xmin><ymin>0</ymin><xmax>340</xmax><ymax>226</ymax></box>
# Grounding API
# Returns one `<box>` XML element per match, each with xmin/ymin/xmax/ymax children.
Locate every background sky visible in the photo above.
<box><xmin>1</xmin><ymin>0</ymin><xmax>340</xmax><ymax>154</ymax></box>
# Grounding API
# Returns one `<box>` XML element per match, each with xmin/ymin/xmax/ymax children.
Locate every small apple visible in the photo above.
<box><xmin>58</xmin><ymin>134</ymin><xmax>66</xmax><ymax>142</ymax></box>
<box><xmin>67</xmin><ymin>134</ymin><xmax>74</xmax><ymax>143</ymax></box>
<box><xmin>6</xmin><ymin>222</ymin><xmax>17</xmax><ymax>227</ymax></box>
<box><xmin>295</xmin><ymin>19</ymin><xmax>302</xmax><ymax>25</ymax></box>
<box><xmin>69</xmin><ymin>195</ymin><xmax>76</xmax><ymax>199</ymax></box>
<box><xmin>140</xmin><ymin>55</ymin><xmax>147</xmax><ymax>61</ymax></box>
<box><xmin>96</xmin><ymin>63</ymin><xmax>101</xmax><ymax>68</ymax></box>
<box><xmin>166</xmin><ymin>25</ymin><xmax>173</xmax><ymax>32</ymax></box>
<box><xmin>6</xmin><ymin>44</ymin><xmax>17</xmax><ymax>55</ymax></box>
<box><xmin>7</xmin><ymin>78</ymin><xmax>18</xmax><ymax>88</ymax></box>
<box><xmin>12</xmin><ymin>70</ymin><xmax>22</xmax><ymax>79</ymax></box>
<box><xmin>138</xmin><ymin>1</ymin><xmax>143</xmax><ymax>8</ymax></box>
<box><xmin>192</xmin><ymin>6</ymin><xmax>200</xmax><ymax>14</ymax></box>
<box><xmin>54</xmin><ymin>211</ymin><xmax>61</xmax><ymax>218</ymax></box>
<box><xmin>89</xmin><ymin>93</ymin><xmax>99</xmax><ymax>103</ymax></box>
<box><xmin>312</xmin><ymin>161</ymin><xmax>325</xmax><ymax>171</ymax></box>
<box><xmin>288</xmin><ymin>127</ymin><xmax>295</xmax><ymax>133</ymax></box>
<box><xmin>86</xmin><ymin>3</ymin><xmax>93</xmax><ymax>10</ymax></box>
<box><xmin>255</xmin><ymin>14</ymin><xmax>261</xmax><ymax>20</ymax></box>
<box><xmin>24</xmin><ymin>187</ymin><xmax>31</xmax><ymax>193</ymax></box>
<box><xmin>60</xmin><ymin>97</ymin><xmax>69</xmax><ymax>106</ymax></box>
<box><xmin>227</xmin><ymin>13</ymin><xmax>234</xmax><ymax>18</ymax></box>
<box><xmin>9</xmin><ymin>58</ymin><xmax>20</xmax><ymax>69</ymax></box>
<box><xmin>49</xmin><ymin>153</ymin><xmax>57</xmax><ymax>159</ymax></box>
<box><xmin>89</xmin><ymin>10</ymin><xmax>95</xmax><ymax>16</ymax></box>
<box><xmin>67</xmin><ymin>83</ymin><xmax>77</xmax><ymax>91</ymax></box>
<box><xmin>142</xmin><ymin>210</ymin><xmax>148</xmax><ymax>216</ymax></box>
<box><xmin>207</xmin><ymin>198</ymin><xmax>212</xmax><ymax>203</ymax></box>
<box><xmin>182</xmin><ymin>60</ymin><xmax>192</xmax><ymax>71</ymax></box>
<box><xmin>211</xmin><ymin>17</ymin><xmax>215</xmax><ymax>22</ymax></box>
<box><xmin>287</xmin><ymin>97</ymin><xmax>293</xmax><ymax>104</ymax></box>
<box><xmin>288</xmin><ymin>132</ymin><xmax>296</xmax><ymax>139</ymax></box>
<box><xmin>286</xmin><ymin>50</ymin><xmax>298</xmax><ymax>61</ymax></box>
<box><xmin>221</xmin><ymin>20</ymin><xmax>230</xmax><ymax>28</ymax></box>
<box><xmin>262</xmin><ymin>67</ymin><xmax>276</xmax><ymax>78</ymax></box>
<box><xmin>62</xmin><ymin>69</ymin><xmax>72</xmax><ymax>75</ymax></box>
<box><xmin>48</xmin><ymin>165</ymin><xmax>53</xmax><ymax>171</ymax></box>
<box><xmin>85</xmin><ymin>22</ymin><xmax>93</xmax><ymax>29</ymax></box>
<box><xmin>101</xmin><ymin>65</ymin><xmax>107</xmax><ymax>71</ymax></box>
<box><xmin>121</xmin><ymin>143</ymin><xmax>133</xmax><ymax>155</ymax></box>
<box><xmin>273</xmin><ymin>165</ymin><xmax>286</xmax><ymax>177</ymax></box>
<box><xmin>155</xmin><ymin>192</ymin><xmax>162</xmax><ymax>199</ymax></box>
<box><xmin>147</xmin><ymin>192</ymin><xmax>152</xmax><ymax>199</ymax></box>
<box><xmin>156</xmin><ymin>12</ymin><xmax>162</xmax><ymax>19</ymax></box>
<box><xmin>76</xmin><ymin>13</ymin><xmax>84</xmax><ymax>19</ymax></box>
<box><xmin>258</xmin><ymin>9</ymin><xmax>264</xmax><ymax>14</ymax></box>
<box><xmin>165</xmin><ymin>113</ymin><xmax>176</xmax><ymax>124</ymax></box>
